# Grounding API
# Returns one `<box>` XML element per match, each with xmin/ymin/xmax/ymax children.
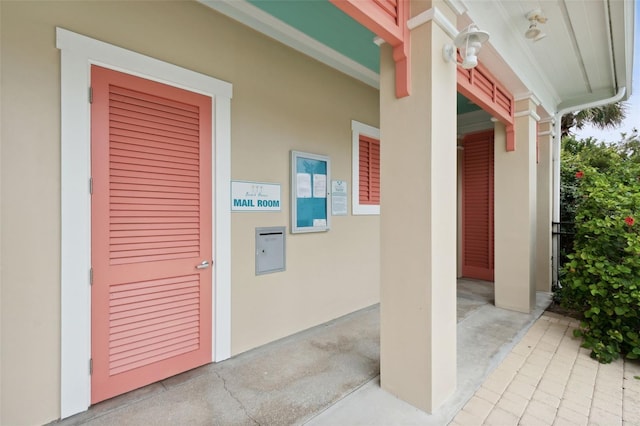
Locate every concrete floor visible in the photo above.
<box><xmin>54</xmin><ymin>279</ymin><xmax>552</xmax><ymax>426</ymax></box>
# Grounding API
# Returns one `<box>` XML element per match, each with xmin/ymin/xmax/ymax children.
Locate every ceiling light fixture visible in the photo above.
<box><xmin>525</xmin><ymin>9</ymin><xmax>547</xmax><ymax>42</ymax></box>
<box><xmin>443</xmin><ymin>24</ymin><xmax>490</xmax><ymax>70</ymax></box>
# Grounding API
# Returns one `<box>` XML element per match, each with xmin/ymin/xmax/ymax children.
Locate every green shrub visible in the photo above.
<box><xmin>560</xmin><ymin>158</ymin><xmax>640</xmax><ymax>363</ymax></box>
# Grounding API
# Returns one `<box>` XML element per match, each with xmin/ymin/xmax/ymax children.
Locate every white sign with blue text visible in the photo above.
<box><xmin>231</xmin><ymin>181</ymin><xmax>281</xmax><ymax>211</ymax></box>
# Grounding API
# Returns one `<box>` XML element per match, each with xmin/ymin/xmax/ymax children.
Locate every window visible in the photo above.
<box><xmin>352</xmin><ymin>120</ymin><xmax>380</xmax><ymax>215</ymax></box>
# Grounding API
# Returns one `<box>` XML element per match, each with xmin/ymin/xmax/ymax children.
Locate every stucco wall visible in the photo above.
<box><xmin>0</xmin><ymin>1</ymin><xmax>380</xmax><ymax>424</ymax></box>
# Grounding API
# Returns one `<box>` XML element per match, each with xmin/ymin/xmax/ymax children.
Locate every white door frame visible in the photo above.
<box><xmin>57</xmin><ymin>28</ymin><xmax>232</xmax><ymax>418</ymax></box>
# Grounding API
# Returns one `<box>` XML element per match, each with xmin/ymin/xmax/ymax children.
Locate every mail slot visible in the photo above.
<box><xmin>255</xmin><ymin>226</ymin><xmax>286</xmax><ymax>275</ymax></box>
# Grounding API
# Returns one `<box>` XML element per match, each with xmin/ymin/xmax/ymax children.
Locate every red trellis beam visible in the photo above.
<box><xmin>332</xmin><ymin>1</ymin><xmax>516</xmax><ymax>150</ymax></box>
<box><xmin>330</xmin><ymin>0</ymin><xmax>411</xmax><ymax>98</ymax></box>
<box><xmin>457</xmin><ymin>63</ymin><xmax>516</xmax><ymax>151</ymax></box>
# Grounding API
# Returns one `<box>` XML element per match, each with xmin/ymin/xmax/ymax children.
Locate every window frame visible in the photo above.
<box><xmin>351</xmin><ymin>120</ymin><xmax>381</xmax><ymax>215</ymax></box>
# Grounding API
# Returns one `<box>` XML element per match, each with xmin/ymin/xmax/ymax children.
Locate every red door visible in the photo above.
<box><xmin>462</xmin><ymin>131</ymin><xmax>494</xmax><ymax>281</ymax></box>
<box><xmin>90</xmin><ymin>65</ymin><xmax>212</xmax><ymax>403</ymax></box>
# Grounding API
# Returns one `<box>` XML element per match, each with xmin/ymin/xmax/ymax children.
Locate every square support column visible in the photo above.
<box><xmin>379</xmin><ymin>2</ymin><xmax>457</xmax><ymax>413</ymax></box>
<box><xmin>536</xmin><ymin>120</ymin><xmax>553</xmax><ymax>292</ymax></box>
<box><xmin>494</xmin><ymin>98</ymin><xmax>538</xmax><ymax>313</ymax></box>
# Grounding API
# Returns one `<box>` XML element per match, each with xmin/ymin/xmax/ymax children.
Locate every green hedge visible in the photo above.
<box><xmin>559</xmin><ymin>137</ymin><xmax>640</xmax><ymax>363</ymax></box>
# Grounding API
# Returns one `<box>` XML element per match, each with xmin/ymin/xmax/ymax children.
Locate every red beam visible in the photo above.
<box><xmin>331</xmin><ymin>0</ymin><xmax>410</xmax><ymax>98</ymax></box>
<box><xmin>330</xmin><ymin>0</ymin><xmax>403</xmax><ymax>45</ymax></box>
<box><xmin>394</xmin><ymin>0</ymin><xmax>410</xmax><ymax>97</ymax></box>
<box><xmin>506</xmin><ymin>124</ymin><xmax>515</xmax><ymax>151</ymax></box>
<box><xmin>457</xmin><ymin>63</ymin><xmax>515</xmax><ymax>151</ymax></box>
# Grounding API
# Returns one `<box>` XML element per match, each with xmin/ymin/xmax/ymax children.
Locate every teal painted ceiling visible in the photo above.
<box><xmin>247</xmin><ymin>0</ymin><xmax>379</xmax><ymax>72</ymax></box>
<box><xmin>247</xmin><ymin>0</ymin><xmax>481</xmax><ymax>115</ymax></box>
<box><xmin>457</xmin><ymin>93</ymin><xmax>481</xmax><ymax>115</ymax></box>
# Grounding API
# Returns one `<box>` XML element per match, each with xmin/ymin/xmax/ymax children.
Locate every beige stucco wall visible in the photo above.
<box><xmin>229</xmin><ymin>48</ymin><xmax>381</xmax><ymax>353</ymax></box>
<box><xmin>0</xmin><ymin>1</ymin><xmax>379</xmax><ymax>424</ymax></box>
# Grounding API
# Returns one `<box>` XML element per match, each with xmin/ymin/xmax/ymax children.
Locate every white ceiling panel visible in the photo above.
<box><xmin>463</xmin><ymin>0</ymin><xmax>633</xmax><ymax>113</ymax></box>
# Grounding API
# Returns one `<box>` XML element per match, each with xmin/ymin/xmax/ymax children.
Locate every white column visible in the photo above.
<box><xmin>536</xmin><ymin>119</ymin><xmax>553</xmax><ymax>292</ymax></box>
<box><xmin>493</xmin><ymin>98</ymin><xmax>538</xmax><ymax>313</ymax></box>
<box><xmin>457</xmin><ymin>142</ymin><xmax>463</xmax><ymax>278</ymax></box>
<box><xmin>379</xmin><ymin>1</ymin><xmax>457</xmax><ymax>413</ymax></box>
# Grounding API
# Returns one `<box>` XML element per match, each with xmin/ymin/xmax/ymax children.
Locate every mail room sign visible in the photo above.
<box><xmin>231</xmin><ymin>181</ymin><xmax>281</xmax><ymax>211</ymax></box>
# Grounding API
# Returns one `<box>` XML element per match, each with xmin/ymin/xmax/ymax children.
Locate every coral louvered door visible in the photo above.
<box><xmin>462</xmin><ymin>131</ymin><xmax>495</xmax><ymax>281</ymax></box>
<box><xmin>90</xmin><ymin>65</ymin><xmax>212</xmax><ymax>403</ymax></box>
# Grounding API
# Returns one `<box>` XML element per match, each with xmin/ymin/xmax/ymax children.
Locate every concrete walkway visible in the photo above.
<box><xmin>304</xmin><ymin>286</ymin><xmax>552</xmax><ymax>425</ymax></box>
<box><xmin>53</xmin><ymin>281</ymin><xmax>640</xmax><ymax>426</ymax></box>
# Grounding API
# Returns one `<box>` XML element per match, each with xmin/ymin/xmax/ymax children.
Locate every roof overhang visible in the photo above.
<box><xmin>198</xmin><ymin>0</ymin><xmax>634</xmax><ymax>118</ymax></box>
<box><xmin>460</xmin><ymin>0</ymin><xmax>634</xmax><ymax>116</ymax></box>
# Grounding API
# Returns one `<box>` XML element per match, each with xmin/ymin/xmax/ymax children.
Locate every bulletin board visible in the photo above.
<box><xmin>291</xmin><ymin>151</ymin><xmax>331</xmax><ymax>233</ymax></box>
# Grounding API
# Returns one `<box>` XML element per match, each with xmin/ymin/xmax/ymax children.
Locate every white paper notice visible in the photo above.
<box><xmin>296</xmin><ymin>173</ymin><xmax>312</xmax><ymax>198</ymax></box>
<box><xmin>313</xmin><ymin>174</ymin><xmax>327</xmax><ymax>198</ymax></box>
<box><xmin>313</xmin><ymin>219</ymin><xmax>327</xmax><ymax>227</ymax></box>
<box><xmin>331</xmin><ymin>180</ymin><xmax>348</xmax><ymax>216</ymax></box>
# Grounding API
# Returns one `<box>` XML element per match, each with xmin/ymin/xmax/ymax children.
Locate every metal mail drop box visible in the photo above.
<box><xmin>255</xmin><ymin>226</ymin><xmax>286</xmax><ymax>275</ymax></box>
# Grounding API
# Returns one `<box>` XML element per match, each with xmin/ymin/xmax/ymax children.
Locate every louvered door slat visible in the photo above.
<box><xmin>111</xmin><ymin>153</ymin><xmax>198</xmax><ymax>171</ymax></box>
<box><xmin>111</xmin><ymin>215</ymin><xmax>199</xmax><ymax>223</ymax></box>
<box><xmin>111</xmin><ymin>179</ymin><xmax>200</xmax><ymax>191</ymax></box>
<box><xmin>110</xmin><ymin>136</ymin><xmax>199</xmax><ymax>155</ymax></box>
<box><xmin>110</xmin><ymin>330</ymin><xmax>201</xmax><ymax>361</ymax></box>
<box><xmin>110</xmin><ymin>302</ymin><xmax>200</xmax><ymax>329</ymax></box>
<box><xmin>110</xmin><ymin>106</ymin><xmax>199</xmax><ymax>130</ymax></box>
<box><xmin>109</xmin><ymin>85</ymin><xmax>200</xmax><ymax>115</ymax></box>
<box><xmin>110</xmin><ymin>141</ymin><xmax>199</xmax><ymax>161</ymax></box>
<box><xmin>109</xmin><ymin>342</ymin><xmax>201</xmax><ymax>376</ymax></box>
<box><xmin>111</xmin><ymin>323</ymin><xmax>199</xmax><ymax>347</ymax></box>
<box><xmin>111</xmin><ymin>120</ymin><xmax>200</xmax><ymax>142</ymax></box>
<box><xmin>110</xmin><ymin>137</ymin><xmax>200</xmax><ymax>158</ymax></box>
<box><xmin>111</xmin><ymin>222</ymin><xmax>198</xmax><ymax>230</ymax></box>
<box><xmin>111</xmin><ymin>297</ymin><xmax>199</xmax><ymax>320</ymax></box>
<box><xmin>111</xmin><ymin>168</ymin><xmax>199</xmax><ymax>183</ymax></box>
<box><xmin>109</xmin><ymin>317</ymin><xmax>199</xmax><ymax>342</ymax></box>
<box><xmin>110</xmin><ymin>230</ymin><xmax>199</xmax><ymax>239</ymax></box>
<box><xmin>462</xmin><ymin>131</ymin><xmax>495</xmax><ymax>281</ymax></box>
<box><xmin>111</xmin><ymin>292</ymin><xmax>198</xmax><ymax>312</ymax></box>
<box><xmin>110</xmin><ymin>161</ymin><xmax>199</xmax><ymax>178</ymax></box>
<box><xmin>113</xmin><ymin>128</ymin><xmax>201</xmax><ymax>150</ymax></box>
<box><xmin>91</xmin><ymin>65</ymin><xmax>212</xmax><ymax>404</ymax></box>
<box><xmin>111</xmin><ymin>204</ymin><xmax>199</xmax><ymax>212</ymax></box>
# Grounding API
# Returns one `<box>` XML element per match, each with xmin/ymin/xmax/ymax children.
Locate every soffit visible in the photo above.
<box><xmin>461</xmin><ymin>0</ymin><xmax>634</xmax><ymax>113</ymax></box>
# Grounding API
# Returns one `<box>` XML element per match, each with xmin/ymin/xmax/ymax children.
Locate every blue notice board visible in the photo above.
<box><xmin>291</xmin><ymin>151</ymin><xmax>330</xmax><ymax>233</ymax></box>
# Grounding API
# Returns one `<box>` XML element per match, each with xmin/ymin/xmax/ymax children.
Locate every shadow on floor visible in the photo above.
<box><xmin>54</xmin><ymin>280</ymin><xmax>550</xmax><ymax>426</ymax></box>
